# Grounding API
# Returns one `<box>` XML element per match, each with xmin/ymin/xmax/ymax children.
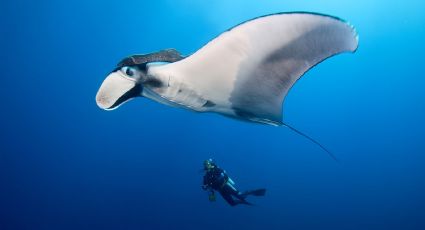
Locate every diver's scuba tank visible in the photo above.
<box><xmin>227</xmin><ymin>177</ymin><xmax>235</xmax><ymax>186</ymax></box>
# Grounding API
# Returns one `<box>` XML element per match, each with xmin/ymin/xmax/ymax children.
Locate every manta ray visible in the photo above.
<box><xmin>96</xmin><ymin>12</ymin><xmax>358</xmax><ymax>160</ymax></box>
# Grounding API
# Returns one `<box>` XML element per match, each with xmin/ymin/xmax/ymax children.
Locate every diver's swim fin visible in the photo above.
<box><xmin>242</xmin><ymin>189</ymin><xmax>266</xmax><ymax>197</ymax></box>
<box><xmin>240</xmin><ymin>200</ymin><xmax>254</xmax><ymax>206</ymax></box>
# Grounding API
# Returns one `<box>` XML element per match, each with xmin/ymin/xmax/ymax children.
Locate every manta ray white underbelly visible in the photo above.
<box><xmin>96</xmin><ymin>12</ymin><xmax>358</xmax><ymax>126</ymax></box>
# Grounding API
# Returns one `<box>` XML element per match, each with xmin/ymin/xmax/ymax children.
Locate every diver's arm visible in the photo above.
<box><xmin>202</xmin><ymin>174</ymin><xmax>211</xmax><ymax>190</ymax></box>
<box><xmin>202</xmin><ymin>182</ymin><xmax>208</xmax><ymax>190</ymax></box>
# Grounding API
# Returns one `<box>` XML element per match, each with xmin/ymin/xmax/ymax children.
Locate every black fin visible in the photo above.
<box><xmin>242</xmin><ymin>189</ymin><xmax>266</xmax><ymax>197</ymax></box>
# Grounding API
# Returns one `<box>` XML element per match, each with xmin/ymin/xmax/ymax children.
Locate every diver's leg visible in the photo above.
<box><xmin>223</xmin><ymin>184</ymin><xmax>252</xmax><ymax>205</ymax></box>
<box><xmin>226</xmin><ymin>183</ymin><xmax>245</xmax><ymax>200</ymax></box>
<box><xmin>219</xmin><ymin>190</ymin><xmax>238</xmax><ymax>206</ymax></box>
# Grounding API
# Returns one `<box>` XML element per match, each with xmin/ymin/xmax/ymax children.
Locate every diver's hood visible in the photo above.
<box><xmin>95</xmin><ymin>71</ymin><xmax>141</xmax><ymax>110</ymax></box>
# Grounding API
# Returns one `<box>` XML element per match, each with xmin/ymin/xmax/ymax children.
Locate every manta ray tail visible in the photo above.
<box><xmin>282</xmin><ymin>123</ymin><xmax>339</xmax><ymax>163</ymax></box>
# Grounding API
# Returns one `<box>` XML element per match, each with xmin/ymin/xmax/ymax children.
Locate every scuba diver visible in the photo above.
<box><xmin>202</xmin><ymin>159</ymin><xmax>266</xmax><ymax>206</ymax></box>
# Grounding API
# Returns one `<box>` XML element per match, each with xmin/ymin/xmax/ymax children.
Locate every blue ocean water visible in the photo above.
<box><xmin>1</xmin><ymin>0</ymin><xmax>425</xmax><ymax>229</ymax></box>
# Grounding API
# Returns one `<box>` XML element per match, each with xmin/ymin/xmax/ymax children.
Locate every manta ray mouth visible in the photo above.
<box><xmin>107</xmin><ymin>84</ymin><xmax>142</xmax><ymax>110</ymax></box>
<box><xmin>96</xmin><ymin>71</ymin><xmax>141</xmax><ymax>110</ymax></box>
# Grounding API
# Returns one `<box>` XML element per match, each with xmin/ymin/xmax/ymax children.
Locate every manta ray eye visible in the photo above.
<box><xmin>121</xmin><ymin>66</ymin><xmax>136</xmax><ymax>77</ymax></box>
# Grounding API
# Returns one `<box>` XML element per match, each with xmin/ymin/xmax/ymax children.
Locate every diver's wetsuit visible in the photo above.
<box><xmin>203</xmin><ymin>166</ymin><xmax>250</xmax><ymax>206</ymax></box>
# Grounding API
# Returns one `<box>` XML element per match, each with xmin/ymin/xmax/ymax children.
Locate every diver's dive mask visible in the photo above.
<box><xmin>204</xmin><ymin>159</ymin><xmax>215</xmax><ymax>171</ymax></box>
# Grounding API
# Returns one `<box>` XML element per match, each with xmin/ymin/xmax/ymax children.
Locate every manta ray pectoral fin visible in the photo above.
<box><xmin>228</xmin><ymin>13</ymin><xmax>358</xmax><ymax>124</ymax></box>
<box><xmin>152</xmin><ymin>12</ymin><xmax>358</xmax><ymax>124</ymax></box>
